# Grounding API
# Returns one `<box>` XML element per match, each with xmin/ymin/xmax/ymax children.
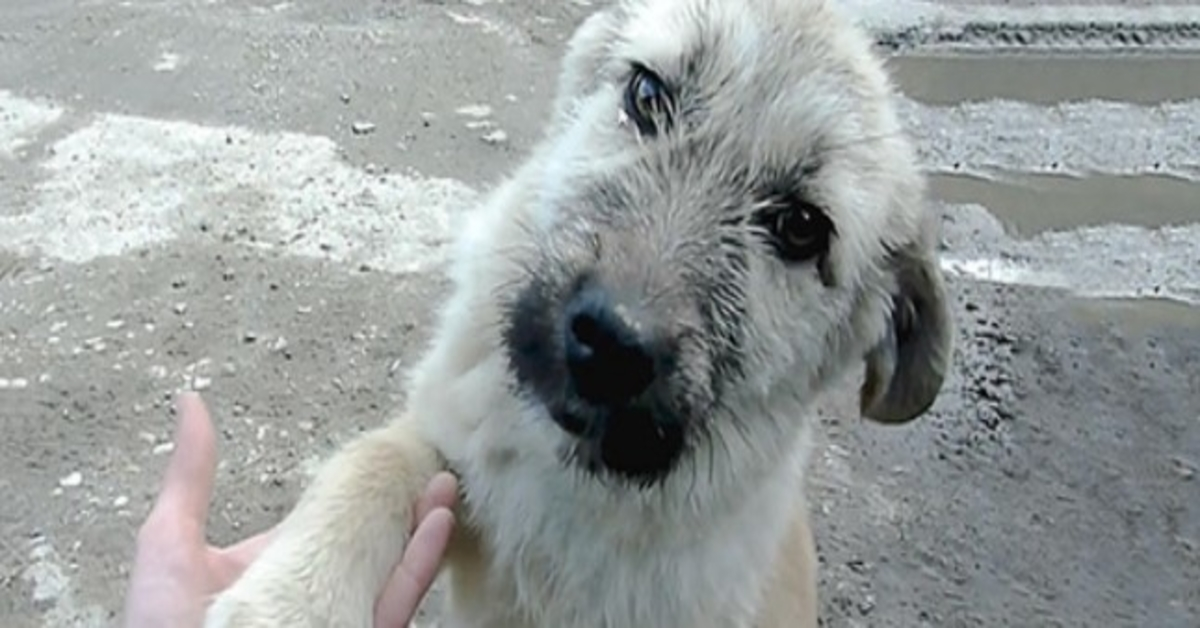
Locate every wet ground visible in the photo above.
<box><xmin>1</xmin><ymin>0</ymin><xmax>1198</xmax><ymax>626</ymax></box>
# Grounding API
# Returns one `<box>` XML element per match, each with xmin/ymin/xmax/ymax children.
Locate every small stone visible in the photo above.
<box><xmin>351</xmin><ymin>121</ymin><xmax>376</xmax><ymax>135</ymax></box>
<box><xmin>152</xmin><ymin>442</ymin><xmax>175</xmax><ymax>456</ymax></box>
<box><xmin>59</xmin><ymin>472</ymin><xmax>83</xmax><ymax>488</ymax></box>
<box><xmin>113</xmin><ymin>495</ymin><xmax>129</xmax><ymax>508</ymax></box>
<box><xmin>339</xmin><ymin>92</ymin><xmax>351</xmax><ymax>104</ymax></box>
<box><xmin>106</xmin><ymin>319</ymin><xmax>125</xmax><ymax>329</ymax></box>
<box><xmin>1174</xmin><ymin>457</ymin><xmax>1195</xmax><ymax>480</ymax></box>
<box><xmin>455</xmin><ymin>104</ymin><xmax>493</xmax><ymax>118</ymax></box>
<box><xmin>173</xmin><ymin>302</ymin><xmax>188</xmax><ymax>315</ymax></box>
<box><xmin>272</xmin><ymin>337</ymin><xmax>289</xmax><ymax>352</ymax></box>
<box><xmin>192</xmin><ymin>376</ymin><xmax>212</xmax><ymax>391</ymax></box>
<box><xmin>481</xmin><ymin>129</ymin><xmax>508</xmax><ymax>145</ymax></box>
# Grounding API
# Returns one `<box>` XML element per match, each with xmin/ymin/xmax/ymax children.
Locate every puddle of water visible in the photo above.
<box><xmin>1066</xmin><ymin>296</ymin><xmax>1200</xmax><ymax>333</ymax></box>
<box><xmin>887</xmin><ymin>53</ymin><xmax>1200</xmax><ymax>105</ymax></box>
<box><xmin>929</xmin><ymin>172</ymin><xmax>1200</xmax><ymax>236</ymax></box>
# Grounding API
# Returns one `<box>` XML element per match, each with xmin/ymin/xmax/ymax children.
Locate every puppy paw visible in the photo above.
<box><xmin>204</xmin><ymin>582</ymin><xmax>360</xmax><ymax>628</ymax></box>
<box><xmin>202</xmin><ymin>555</ymin><xmax>367</xmax><ymax>628</ymax></box>
<box><xmin>203</xmin><ymin>585</ymin><xmax>316</xmax><ymax>628</ymax></box>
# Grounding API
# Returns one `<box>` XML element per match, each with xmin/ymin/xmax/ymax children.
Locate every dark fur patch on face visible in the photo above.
<box><xmin>568</xmin><ymin>404</ymin><xmax>688</xmax><ymax>489</ymax></box>
<box><xmin>503</xmin><ymin>274</ymin><xmax>569</xmax><ymax>412</ymax></box>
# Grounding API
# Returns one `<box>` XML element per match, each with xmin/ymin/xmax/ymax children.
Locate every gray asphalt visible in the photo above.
<box><xmin>1</xmin><ymin>1</ymin><xmax>1198</xmax><ymax>626</ymax></box>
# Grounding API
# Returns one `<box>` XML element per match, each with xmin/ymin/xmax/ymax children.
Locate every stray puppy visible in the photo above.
<box><xmin>205</xmin><ymin>0</ymin><xmax>952</xmax><ymax>625</ymax></box>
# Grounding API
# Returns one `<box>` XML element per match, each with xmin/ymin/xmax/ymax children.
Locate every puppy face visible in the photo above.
<box><xmin>497</xmin><ymin>0</ymin><xmax>951</xmax><ymax>486</ymax></box>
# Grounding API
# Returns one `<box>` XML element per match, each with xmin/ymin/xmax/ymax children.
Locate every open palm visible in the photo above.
<box><xmin>122</xmin><ymin>392</ymin><xmax>457</xmax><ymax>628</ymax></box>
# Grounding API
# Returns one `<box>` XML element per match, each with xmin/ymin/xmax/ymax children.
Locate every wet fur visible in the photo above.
<box><xmin>204</xmin><ymin>0</ymin><xmax>952</xmax><ymax>626</ymax></box>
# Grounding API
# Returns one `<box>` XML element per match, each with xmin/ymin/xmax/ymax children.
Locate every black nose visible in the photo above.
<box><xmin>564</xmin><ymin>284</ymin><xmax>657</xmax><ymax>408</ymax></box>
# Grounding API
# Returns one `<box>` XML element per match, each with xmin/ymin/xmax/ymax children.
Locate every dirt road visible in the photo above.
<box><xmin>1</xmin><ymin>1</ymin><xmax>1197</xmax><ymax>626</ymax></box>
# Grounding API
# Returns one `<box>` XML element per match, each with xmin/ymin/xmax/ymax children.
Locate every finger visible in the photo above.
<box><xmin>411</xmin><ymin>472</ymin><xmax>458</xmax><ymax>532</ymax></box>
<box><xmin>375</xmin><ymin>507</ymin><xmax>455</xmax><ymax>627</ymax></box>
<box><xmin>148</xmin><ymin>392</ymin><xmax>218</xmax><ymax>538</ymax></box>
<box><xmin>209</xmin><ymin>526</ymin><xmax>279</xmax><ymax>590</ymax></box>
<box><xmin>218</xmin><ymin>525</ymin><xmax>278</xmax><ymax>563</ymax></box>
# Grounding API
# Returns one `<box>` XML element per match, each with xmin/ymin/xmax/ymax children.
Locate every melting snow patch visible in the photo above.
<box><xmin>0</xmin><ymin>90</ymin><xmax>64</xmax><ymax>158</ymax></box>
<box><xmin>0</xmin><ymin>110</ymin><xmax>479</xmax><ymax>272</ymax></box>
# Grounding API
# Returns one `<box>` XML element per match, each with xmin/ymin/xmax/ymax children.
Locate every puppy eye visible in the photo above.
<box><xmin>763</xmin><ymin>198</ymin><xmax>835</xmax><ymax>263</ymax></box>
<box><xmin>623</xmin><ymin>65</ymin><xmax>672</xmax><ymax>137</ymax></box>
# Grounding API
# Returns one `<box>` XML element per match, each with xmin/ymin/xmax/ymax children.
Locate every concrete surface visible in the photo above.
<box><xmin>1</xmin><ymin>0</ymin><xmax>1198</xmax><ymax>626</ymax></box>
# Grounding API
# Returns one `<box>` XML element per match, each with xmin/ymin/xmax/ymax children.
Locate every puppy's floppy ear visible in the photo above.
<box><xmin>859</xmin><ymin>240</ymin><xmax>953</xmax><ymax>424</ymax></box>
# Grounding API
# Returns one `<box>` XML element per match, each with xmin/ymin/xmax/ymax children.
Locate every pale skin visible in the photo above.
<box><xmin>122</xmin><ymin>392</ymin><xmax>459</xmax><ymax>628</ymax></box>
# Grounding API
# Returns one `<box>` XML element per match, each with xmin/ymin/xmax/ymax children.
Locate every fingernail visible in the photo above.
<box><xmin>175</xmin><ymin>390</ymin><xmax>200</xmax><ymax>408</ymax></box>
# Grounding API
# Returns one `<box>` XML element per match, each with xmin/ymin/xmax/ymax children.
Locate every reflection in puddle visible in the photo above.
<box><xmin>887</xmin><ymin>53</ymin><xmax>1200</xmax><ymax>105</ymax></box>
<box><xmin>929</xmin><ymin>172</ymin><xmax>1200</xmax><ymax>236</ymax></box>
<box><xmin>1066</xmin><ymin>296</ymin><xmax>1200</xmax><ymax>332</ymax></box>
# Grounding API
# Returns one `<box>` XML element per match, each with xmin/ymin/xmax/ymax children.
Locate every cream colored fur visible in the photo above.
<box><xmin>204</xmin><ymin>0</ymin><xmax>952</xmax><ymax>626</ymax></box>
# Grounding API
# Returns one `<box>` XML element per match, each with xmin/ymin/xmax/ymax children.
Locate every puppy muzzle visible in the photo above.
<box><xmin>506</xmin><ymin>274</ymin><xmax>690</xmax><ymax>484</ymax></box>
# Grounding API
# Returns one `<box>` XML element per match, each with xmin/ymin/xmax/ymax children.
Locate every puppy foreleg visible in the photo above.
<box><xmin>204</xmin><ymin>416</ymin><xmax>444</xmax><ymax>628</ymax></box>
<box><xmin>757</xmin><ymin>497</ymin><xmax>820</xmax><ymax>628</ymax></box>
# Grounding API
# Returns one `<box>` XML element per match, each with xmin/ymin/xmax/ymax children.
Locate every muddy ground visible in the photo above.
<box><xmin>1</xmin><ymin>0</ymin><xmax>1198</xmax><ymax>627</ymax></box>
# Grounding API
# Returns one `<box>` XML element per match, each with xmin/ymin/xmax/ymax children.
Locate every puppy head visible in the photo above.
<box><xmin>498</xmin><ymin>0</ymin><xmax>951</xmax><ymax>487</ymax></box>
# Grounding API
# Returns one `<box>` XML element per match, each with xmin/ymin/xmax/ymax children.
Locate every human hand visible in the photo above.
<box><xmin>122</xmin><ymin>391</ymin><xmax>458</xmax><ymax>628</ymax></box>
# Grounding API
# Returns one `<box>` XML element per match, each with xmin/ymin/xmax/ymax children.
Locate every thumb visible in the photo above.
<box><xmin>147</xmin><ymin>391</ymin><xmax>219</xmax><ymax>541</ymax></box>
